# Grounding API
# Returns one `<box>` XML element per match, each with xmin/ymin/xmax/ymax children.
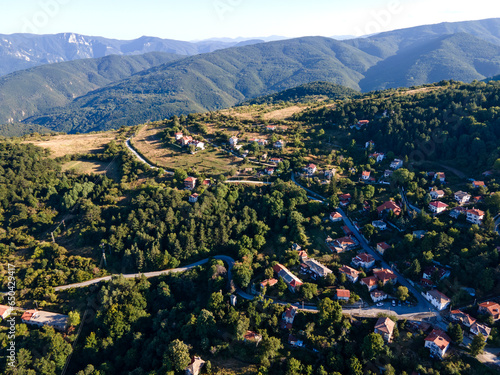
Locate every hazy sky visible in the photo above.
<box><xmin>1</xmin><ymin>0</ymin><xmax>499</xmax><ymax>40</ymax></box>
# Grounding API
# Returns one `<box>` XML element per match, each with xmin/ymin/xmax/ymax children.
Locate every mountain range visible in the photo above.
<box><xmin>2</xmin><ymin>18</ymin><xmax>500</xmax><ymax>134</ymax></box>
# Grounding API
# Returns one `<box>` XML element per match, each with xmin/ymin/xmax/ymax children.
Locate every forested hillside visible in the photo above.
<box><xmin>298</xmin><ymin>80</ymin><xmax>500</xmax><ymax>172</ymax></box>
<box><xmin>0</xmin><ymin>52</ymin><xmax>183</xmax><ymax>125</ymax></box>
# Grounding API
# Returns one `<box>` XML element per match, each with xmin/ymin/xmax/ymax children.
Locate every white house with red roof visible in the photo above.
<box><xmin>430</xmin><ymin>189</ymin><xmax>445</xmax><ymax>200</ymax></box>
<box><xmin>281</xmin><ymin>306</ymin><xmax>297</xmax><ymax>329</ymax></box>
<box><xmin>429</xmin><ymin>201</ymin><xmax>448</xmax><ymax>214</ymax></box>
<box><xmin>329</xmin><ymin>236</ymin><xmax>358</xmax><ymax>253</ymax></box>
<box><xmin>174</xmin><ymin>132</ymin><xmax>184</xmax><ymax>141</ymax></box>
<box><xmin>376</xmin><ymin>242</ymin><xmax>390</xmax><ymax>255</ymax></box>
<box><xmin>369</xmin><ymin>153</ymin><xmax>385</xmax><ymax>163</ymax></box>
<box><xmin>21</xmin><ymin>309</ymin><xmax>69</xmax><ymax>331</ymax></box>
<box><xmin>466</xmin><ymin>208</ymin><xmax>484</xmax><ymax>224</ymax></box>
<box><xmin>360</xmin><ymin>276</ymin><xmax>378</xmax><ymax>291</ymax></box>
<box><xmin>336</xmin><ymin>289</ymin><xmax>351</xmax><ymax>301</ymax></box>
<box><xmin>376</xmin><ymin>201</ymin><xmax>401</xmax><ymax>216</ymax></box>
<box><xmin>450</xmin><ymin>309</ymin><xmax>476</xmax><ymax>327</ymax></box>
<box><xmin>189</xmin><ymin>193</ymin><xmax>199</xmax><ymax>203</ymax></box>
<box><xmin>424</xmin><ymin>289</ymin><xmax>451</xmax><ymax>311</ymax></box>
<box><xmin>339</xmin><ymin>265</ymin><xmax>360</xmax><ymax>283</ymax></box>
<box><xmin>425</xmin><ymin>329</ymin><xmax>451</xmax><ymax>359</ymax></box>
<box><xmin>375</xmin><ymin>317</ymin><xmax>396</xmax><ymax>343</ymax></box>
<box><xmin>184</xmin><ymin>177</ymin><xmax>197</xmax><ymax>190</ymax></box>
<box><xmin>269</xmin><ymin>157</ymin><xmax>283</xmax><ymax>165</ymax></box>
<box><xmin>478</xmin><ymin>301</ymin><xmax>500</xmax><ymax>321</ymax></box>
<box><xmin>273</xmin><ymin>264</ymin><xmax>303</xmax><ymax>293</ymax></box>
<box><xmin>327</xmin><ymin>212</ymin><xmax>341</xmax><ymax>223</ymax></box>
<box><xmin>422</xmin><ymin>266</ymin><xmax>450</xmax><ymax>281</ymax></box>
<box><xmin>433</xmin><ymin>172</ymin><xmax>446</xmax><ymax>182</ymax></box>
<box><xmin>472</xmin><ymin>181</ymin><xmax>485</xmax><ymax>188</ymax></box>
<box><xmin>265</xmin><ymin>167</ymin><xmax>275</xmax><ymax>175</ymax></box>
<box><xmin>305</xmin><ymin>163</ymin><xmax>317</xmax><ymax>175</ymax></box>
<box><xmin>361</xmin><ymin>171</ymin><xmax>371</xmax><ymax>180</ymax></box>
<box><xmin>373</xmin><ymin>268</ymin><xmax>397</xmax><ymax>285</ymax></box>
<box><xmin>352</xmin><ymin>253</ymin><xmax>375</xmax><ymax>269</ymax></box>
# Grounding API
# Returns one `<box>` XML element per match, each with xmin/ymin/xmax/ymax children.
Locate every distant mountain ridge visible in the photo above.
<box><xmin>3</xmin><ymin>18</ymin><xmax>500</xmax><ymax>134</ymax></box>
<box><xmin>0</xmin><ymin>32</ymin><xmax>265</xmax><ymax>76</ymax></box>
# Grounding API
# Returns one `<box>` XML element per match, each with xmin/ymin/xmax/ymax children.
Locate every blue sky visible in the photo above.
<box><xmin>1</xmin><ymin>0</ymin><xmax>499</xmax><ymax>40</ymax></box>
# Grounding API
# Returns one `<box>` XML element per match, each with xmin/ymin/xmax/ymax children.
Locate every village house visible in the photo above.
<box><xmin>376</xmin><ymin>201</ymin><xmax>401</xmax><ymax>216</ymax></box>
<box><xmin>478</xmin><ymin>301</ymin><xmax>500</xmax><ymax>321</ymax></box>
<box><xmin>243</xmin><ymin>330</ymin><xmax>263</xmax><ymax>345</ymax></box>
<box><xmin>371</xmin><ymin>289</ymin><xmax>388</xmax><ymax>302</ymax></box>
<box><xmin>423</xmin><ymin>266</ymin><xmax>450</xmax><ymax>281</ymax></box>
<box><xmin>189</xmin><ymin>193</ymin><xmax>199</xmax><ymax>203</ymax></box>
<box><xmin>352</xmin><ymin>253</ymin><xmax>375</xmax><ymax>269</ymax></box>
<box><xmin>339</xmin><ymin>193</ymin><xmax>351</xmax><ymax>206</ymax></box>
<box><xmin>273</xmin><ymin>264</ymin><xmax>303</xmax><ymax>293</ymax></box>
<box><xmin>261</xmin><ymin>153</ymin><xmax>268</xmax><ymax>161</ymax></box>
<box><xmin>390</xmin><ymin>159</ymin><xmax>403</xmax><ymax>170</ymax></box>
<box><xmin>0</xmin><ymin>305</ymin><xmax>12</xmax><ymax>319</ymax></box>
<box><xmin>339</xmin><ymin>265</ymin><xmax>360</xmax><ymax>283</ymax></box>
<box><xmin>329</xmin><ymin>211</ymin><xmax>343</xmax><ymax>222</ymax></box>
<box><xmin>336</xmin><ymin>289</ymin><xmax>351</xmax><ymax>301</ymax></box>
<box><xmin>424</xmin><ymin>289</ymin><xmax>451</xmax><ymax>311</ymax></box>
<box><xmin>305</xmin><ymin>163</ymin><xmax>317</xmax><ymax>175</ymax></box>
<box><xmin>21</xmin><ymin>309</ymin><xmax>68</xmax><ymax>331</ymax></box>
<box><xmin>269</xmin><ymin>157</ymin><xmax>283</xmax><ymax>165</ymax></box>
<box><xmin>324</xmin><ymin>168</ymin><xmax>336</xmax><ymax>179</ymax></box>
<box><xmin>266</xmin><ymin>125</ymin><xmax>277</xmax><ymax>131</ymax></box>
<box><xmin>376</xmin><ymin>242</ymin><xmax>390</xmax><ymax>255</ymax></box>
<box><xmin>433</xmin><ymin>172</ymin><xmax>446</xmax><ymax>183</ymax></box>
<box><xmin>365</xmin><ymin>140</ymin><xmax>375</xmax><ymax>148</ymax></box>
<box><xmin>429</xmin><ymin>201</ymin><xmax>448</xmax><ymax>214</ymax></box>
<box><xmin>424</xmin><ymin>329</ymin><xmax>451</xmax><ymax>359</ymax></box>
<box><xmin>371</xmin><ymin>220</ymin><xmax>387</xmax><ymax>230</ymax></box>
<box><xmin>472</xmin><ymin>181</ymin><xmax>485</xmax><ymax>188</ymax></box>
<box><xmin>273</xmin><ymin>140</ymin><xmax>285</xmax><ymax>149</ymax></box>
<box><xmin>466</xmin><ymin>208</ymin><xmax>484</xmax><ymax>224</ymax></box>
<box><xmin>449</xmin><ymin>206</ymin><xmax>467</xmax><ymax>219</ymax></box>
<box><xmin>450</xmin><ymin>310</ymin><xmax>476</xmax><ymax>327</ymax></box>
<box><xmin>288</xmin><ymin>334</ymin><xmax>304</xmax><ymax>347</ymax></box>
<box><xmin>302</xmin><ymin>258</ymin><xmax>332</xmax><ymax>278</ymax></box>
<box><xmin>369</xmin><ymin>153</ymin><xmax>385</xmax><ymax>163</ymax></box>
<box><xmin>260</xmin><ymin>278</ymin><xmax>278</xmax><ymax>289</ymax></box>
<box><xmin>297</xmin><ymin>250</ymin><xmax>308</xmax><ymax>260</ymax></box>
<box><xmin>186</xmin><ymin>356</ymin><xmax>205</xmax><ymax>375</ymax></box>
<box><xmin>281</xmin><ymin>306</ymin><xmax>297</xmax><ymax>329</ymax></box>
<box><xmin>470</xmin><ymin>322</ymin><xmax>491</xmax><ymax>340</ymax></box>
<box><xmin>229</xmin><ymin>136</ymin><xmax>238</xmax><ymax>147</ymax></box>
<box><xmin>374</xmin><ymin>317</ymin><xmax>396</xmax><ymax>343</ymax></box>
<box><xmin>184</xmin><ymin>177</ymin><xmax>197</xmax><ymax>190</ymax></box>
<box><xmin>179</xmin><ymin>135</ymin><xmax>193</xmax><ymax>146</ymax></box>
<box><xmin>328</xmin><ymin>236</ymin><xmax>358</xmax><ymax>253</ymax></box>
<box><xmin>360</xmin><ymin>276</ymin><xmax>378</xmax><ymax>291</ymax></box>
<box><xmin>373</xmin><ymin>268</ymin><xmax>397</xmax><ymax>285</ymax></box>
<box><xmin>291</xmin><ymin>243</ymin><xmax>302</xmax><ymax>251</ymax></box>
<box><xmin>361</xmin><ymin>171</ymin><xmax>371</xmax><ymax>180</ymax></box>
<box><xmin>454</xmin><ymin>191</ymin><xmax>471</xmax><ymax>205</ymax></box>
<box><xmin>174</xmin><ymin>132</ymin><xmax>183</xmax><ymax>140</ymax></box>
<box><xmin>430</xmin><ymin>189</ymin><xmax>445</xmax><ymax>200</ymax></box>
<box><xmin>351</xmin><ymin>120</ymin><xmax>370</xmax><ymax>130</ymax></box>
<box><xmin>265</xmin><ymin>167</ymin><xmax>275</xmax><ymax>175</ymax></box>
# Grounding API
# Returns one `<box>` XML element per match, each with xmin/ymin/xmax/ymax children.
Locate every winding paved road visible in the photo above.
<box><xmin>125</xmin><ymin>138</ymin><xmax>158</xmax><ymax>170</ymax></box>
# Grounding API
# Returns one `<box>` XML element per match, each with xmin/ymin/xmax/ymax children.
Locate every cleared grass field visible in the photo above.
<box><xmin>62</xmin><ymin>159</ymin><xmax>120</xmax><ymax>181</ymax></box>
<box><xmin>25</xmin><ymin>131</ymin><xmax>119</xmax><ymax>158</ymax></box>
<box><xmin>132</xmin><ymin>125</ymin><xmax>254</xmax><ymax>175</ymax></box>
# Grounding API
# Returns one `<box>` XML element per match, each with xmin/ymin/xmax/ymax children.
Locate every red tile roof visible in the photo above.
<box><xmin>425</xmin><ymin>329</ymin><xmax>451</xmax><ymax>350</ymax></box>
<box><xmin>336</xmin><ymin>289</ymin><xmax>351</xmax><ymax>298</ymax></box>
<box><xmin>429</xmin><ymin>201</ymin><xmax>448</xmax><ymax>208</ymax></box>
<box><xmin>361</xmin><ymin>276</ymin><xmax>378</xmax><ymax>287</ymax></box>
<box><xmin>374</xmin><ymin>268</ymin><xmax>397</xmax><ymax>283</ymax></box>
<box><xmin>376</xmin><ymin>201</ymin><xmax>401</xmax><ymax>215</ymax></box>
<box><xmin>377</xmin><ymin>242</ymin><xmax>390</xmax><ymax>250</ymax></box>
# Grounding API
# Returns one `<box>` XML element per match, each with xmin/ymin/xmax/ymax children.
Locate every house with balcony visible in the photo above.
<box><xmin>424</xmin><ymin>329</ymin><xmax>451</xmax><ymax>359</ymax></box>
<box><xmin>429</xmin><ymin>201</ymin><xmax>448</xmax><ymax>214</ymax></box>
<box><xmin>374</xmin><ymin>317</ymin><xmax>395</xmax><ymax>343</ymax></box>
<box><xmin>339</xmin><ymin>265</ymin><xmax>360</xmax><ymax>283</ymax></box>
<box><xmin>466</xmin><ymin>208</ymin><xmax>484</xmax><ymax>224</ymax></box>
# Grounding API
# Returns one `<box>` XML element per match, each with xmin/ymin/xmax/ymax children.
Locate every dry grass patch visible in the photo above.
<box><xmin>25</xmin><ymin>131</ymin><xmax>119</xmax><ymax>158</ymax></box>
<box><xmin>62</xmin><ymin>159</ymin><xmax>120</xmax><ymax>181</ymax></box>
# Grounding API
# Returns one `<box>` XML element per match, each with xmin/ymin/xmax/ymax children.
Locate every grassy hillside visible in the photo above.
<box><xmin>0</xmin><ymin>52</ymin><xmax>183</xmax><ymax>124</ymax></box>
